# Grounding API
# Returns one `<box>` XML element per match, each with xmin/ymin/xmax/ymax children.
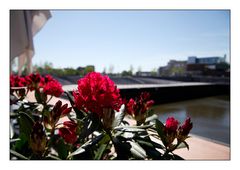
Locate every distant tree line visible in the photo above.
<box><xmin>33</xmin><ymin>62</ymin><xmax>95</xmax><ymax>77</ymax></box>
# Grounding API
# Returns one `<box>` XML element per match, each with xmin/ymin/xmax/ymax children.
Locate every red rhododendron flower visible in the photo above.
<box><xmin>10</xmin><ymin>75</ymin><xmax>27</xmax><ymax>87</ymax></box>
<box><xmin>126</xmin><ymin>98</ymin><xmax>136</xmax><ymax>115</ymax></box>
<box><xmin>25</xmin><ymin>73</ymin><xmax>42</xmax><ymax>91</ymax></box>
<box><xmin>58</xmin><ymin>121</ymin><xmax>78</xmax><ymax>144</ymax></box>
<box><xmin>178</xmin><ymin>117</ymin><xmax>193</xmax><ymax>137</ymax></box>
<box><xmin>73</xmin><ymin>72</ymin><xmax>122</xmax><ymax>116</ymax></box>
<box><xmin>39</xmin><ymin>74</ymin><xmax>54</xmax><ymax>88</ymax></box>
<box><xmin>10</xmin><ymin>75</ymin><xmax>28</xmax><ymax>98</ymax></box>
<box><xmin>50</xmin><ymin>100</ymin><xmax>72</xmax><ymax>125</ymax></box>
<box><xmin>43</xmin><ymin>80</ymin><xmax>63</xmax><ymax>97</ymax></box>
<box><xmin>125</xmin><ymin>92</ymin><xmax>154</xmax><ymax>124</ymax></box>
<box><xmin>126</xmin><ymin>92</ymin><xmax>154</xmax><ymax>116</ymax></box>
<box><xmin>165</xmin><ymin>117</ymin><xmax>179</xmax><ymax>134</ymax></box>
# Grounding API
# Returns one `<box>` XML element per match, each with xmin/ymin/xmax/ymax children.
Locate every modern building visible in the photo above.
<box><xmin>187</xmin><ymin>56</ymin><xmax>226</xmax><ymax>65</ymax></box>
<box><xmin>158</xmin><ymin>60</ymin><xmax>187</xmax><ymax>76</ymax></box>
<box><xmin>186</xmin><ymin>55</ymin><xmax>228</xmax><ymax>76</ymax></box>
<box><xmin>158</xmin><ymin>55</ymin><xmax>229</xmax><ymax>77</ymax></box>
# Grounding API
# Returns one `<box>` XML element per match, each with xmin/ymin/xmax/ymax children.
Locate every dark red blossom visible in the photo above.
<box><xmin>44</xmin><ymin>100</ymin><xmax>72</xmax><ymax>129</ymax></box>
<box><xmin>10</xmin><ymin>75</ymin><xmax>27</xmax><ymax>87</ymax></box>
<box><xmin>165</xmin><ymin>117</ymin><xmax>179</xmax><ymax>134</ymax></box>
<box><xmin>126</xmin><ymin>98</ymin><xmax>136</xmax><ymax>115</ymax></box>
<box><xmin>25</xmin><ymin>73</ymin><xmax>42</xmax><ymax>91</ymax></box>
<box><xmin>178</xmin><ymin>117</ymin><xmax>193</xmax><ymax>137</ymax></box>
<box><xmin>39</xmin><ymin>74</ymin><xmax>54</xmax><ymax>88</ymax></box>
<box><xmin>73</xmin><ymin>72</ymin><xmax>122</xmax><ymax>117</ymax></box>
<box><xmin>10</xmin><ymin>75</ymin><xmax>28</xmax><ymax>98</ymax></box>
<box><xmin>125</xmin><ymin>92</ymin><xmax>154</xmax><ymax>124</ymax></box>
<box><xmin>58</xmin><ymin>121</ymin><xmax>78</xmax><ymax>144</ymax></box>
<box><xmin>43</xmin><ymin>80</ymin><xmax>63</xmax><ymax>97</ymax></box>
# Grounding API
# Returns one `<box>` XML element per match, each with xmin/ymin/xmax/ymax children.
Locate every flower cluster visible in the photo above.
<box><xmin>25</xmin><ymin>73</ymin><xmax>42</xmax><ymax>91</ymax></box>
<box><xmin>58</xmin><ymin>121</ymin><xmax>78</xmax><ymax>144</ymax></box>
<box><xmin>178</xmin><ymin>117</ymin><xmax>193</xmax><ymax>141</ymax></box>
<box><xmin>125</xmin><ymin>92</ymin><xmax>154</xmax><ymax>125</ymax></box>
<box><xmin>43</xmin><ymin>80</ymin><xmax>63</xmax><ymax>97</ymax></box>
<box><xmin>10</xmin><ymin>75</ymin><xmax>27</xmax><ymax>87</ymax></box>
<box><xmin>44</xmin><ymin>100</ymin><xmax>72</xmax><ymax>129</ymax></box>
<box><xmin>73</xmin><ymin>72</ymin><xmax>122</xmax><ymax>117</ymax></box>
<box><xmin>161</xmin><ymin>117</ymin><xmax>193</xmax><ymax>147</ymax></box>
<box><xmin>10</xmin><ymin>72</ymin><xmax>193</xmax><ymax>160</ymax></box>
<box><xmin>44</xmin><ymin>100</ymin><xmax>77</xmax><ymax>144</ymax></box>
<box><xmin>10</xmin><ymin>75</ymin><xmax>28</xmax><ymax>98</ymax></box>
<box><xmin>10</xmin><ymin>73</ymin><xmax>63</xmax><ymax>103</ymax></box>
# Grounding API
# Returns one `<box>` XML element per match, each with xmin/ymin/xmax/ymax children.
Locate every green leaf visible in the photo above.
<box><xmin>65</xmin><ymin>91</ymin><xmax>86</xmax><ymax>119</ymax></box>
<box><xmin>114</xmin><ymin>124</ymin><xmax>153</xmax><ymax>133</ymax></box>
<box><xmin>136</xmin><ymin>138</ymin><xmax>154</xmax><ymax>148</ymax></box>
<box><xmin>67</xmin><ymin>133</ymin><xmax>104</xmax><ymax>159</ymax></box>
<box><xmin>98</xmin><ymin>133</ymin><xmax>111</xmax><ymax>145</ymax></box>
<box><xmin>13</xmin><ymin>135</ymin><xmax>28</xmax><ymax>151</ymax></box>
<box><xmin>172</xmin><ymin>154</ymin><xmax>184</xmax><ymax>160</ymax></box>
<box><xmin>145</xmin><ymin>114</ymin><xmax>158</xmax><ymax>123</ymax></box>
<box><xmin>176</xmin><ymin>141</ymin><xmax>189</xmax><ymax>150</ymax></box>
<box><xmin>55</xmin><ymin>138</ymin><xmax>69</xmax><ymax>159</ymax></box>
<box><xmin>34</xmin><ymin>90</ymin><xmax>42</xmax><ymax>103</ymax></box>
<box><xmin>10</xmin><ymin>123</ymin><xmax>14</xmax><ymax>139</ymax></box>
<box><xmin>10</xmin><ymin>138</ymin><xmax>21</xmax><ymax>143</ymax></box>
<box><xmin>155</xmin><ymin>119</ymin><xmax>166</xmax><ymax>145</ymax></box>
<box><xmin>79</xmin><ymin>113</ymin><xmax>101</xmax><ymax>140</ymax></box>
<box><xmin>94</xmin><ymin>144</ymin><xmax>108</xmax><ymax>160</ymax></box>
<box><xmin>135</xmin><ymin>136</ymin><xmax>164</xmax><ymax>150</ymax></box>
<box><xmin>45</xmin><ymin>155</ymin><xmax>61</xmax><ymax>160</ymax></box>
<box><xmin>18</xmin><ymin>111</ymin><xmax>35</xmax><ymax>143</ymax></box>
<box><xmin>10</xmin><ymin>149</ymin><xmax>28</xmax><ymax>160</ymax></box>
<box><xmin>112</xmin><ymin>104</ymin><xmax>125</xmax><ymax>128</ymax></box>
<box><xmin>129</xmin><ymin>141</ymin><xmax>147</xmax><ymax>159</ymax></box>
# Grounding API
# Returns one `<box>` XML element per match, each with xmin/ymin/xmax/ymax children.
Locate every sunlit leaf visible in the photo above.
<box><xmin>10</xmin><ymin>123</ymin><xmax>14</xmax><ymax>139</ymax></box>
<box><xmin>114</xmin><ymin>124</ymin><xmax>153</xmax><ymax>133</ymax></box>
<box><xmin>176</xmin><ymin>141</ymin><xmax>189</xmax><ymax>150</ymax></box>
<box><xmin>112</xmin><ymin>104</ymin><xmax>125</xmax><ymax>128</ymax></box>
<box><xmin>10</xmin><ymin>149</ymin><xmax>28</xmax><ymax>160</ymax></box>
<box><xmin>67</xmin><ymin>133</ymin><xmax>104</xmax><ymax>159</ymax></box>
<box><xmin>65</xmin><ymin>91</ymin><xmax>86</xmax><ymax>119</ymax></box>
<box><xmin>129</xmin><ymin>141</ymin><xmax>147</xmax><ymax>159</ymax></box>
<box><xmin>155</xmin><ymin>119</ymin><xmax>166</xmax><ymax>145</ymax></box>
<box><xmin>10</xmin><ymin>138</ymin><xmax>20</xmax><ymax>143</ymax></box>
<box><xmin>18</xmin><ymin>111</ymin><xmax>35</xmax><ymax>142</ymax></box>
<box><xmin>46</xmin><ymin>155</ymin><xmax>61</xmax><ymax>160</ymax></box>
<box><xmin>145</xmin><ymin>114</ymin><xmax>158</xmax><ymax>123</ymax></box>
<box><xmin>79</xmin><ymin>113</ymin><xmax>101</xmax><ymax>140</ymax></box>
<box><xmin>172</xmin><ymin>154</ymin><xmax>184</xmax><ymax>160</ymax></box>
<box><xmin>94</xmin><ymin>144</ymin><xmax>108</xmax><ymax>160</ymax></box>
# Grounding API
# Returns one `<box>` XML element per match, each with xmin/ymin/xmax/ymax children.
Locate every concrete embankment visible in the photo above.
<box><xmin>63</xmin><ymin>82</ymin><xmax>230</xmax><ymax>104</ymax></box>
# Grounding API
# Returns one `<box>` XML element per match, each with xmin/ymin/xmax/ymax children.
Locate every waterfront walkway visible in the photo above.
<box><xmin>25</xmin><ymin>91</ymin><xmax>230</xmax><ymax>160</ymax></box>
<box><xmin>62</xmin><ymin>82</ymin><xmax>213</xmax><ymax>91</ymax></box>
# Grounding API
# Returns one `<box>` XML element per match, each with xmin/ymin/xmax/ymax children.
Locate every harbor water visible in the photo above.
<box><xmin>153</xmin><ymin>95</ymin><xmax>230</xmax><ymax>145</ymax></box>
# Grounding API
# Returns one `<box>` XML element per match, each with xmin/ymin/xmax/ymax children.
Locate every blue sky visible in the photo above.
<box><xmin>32</xmin><ymin>10</ymin><xmax>230</xmax><ymax>73</ymax></box>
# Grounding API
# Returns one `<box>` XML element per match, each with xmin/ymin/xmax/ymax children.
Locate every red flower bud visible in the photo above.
<box><xmin>179</xmin><ymin>117</ymin><xmax>193</xmax><ymax>137</ymax></box>
<box><xmin>58</xmin><ymin>120</ymin><xmax>78</xmax><ymax>144</ymax></box>
<box><xmin>58</xmin><ymin>127</ymin><xmax>77</xmax><ymax>144</ymax></box>
<box><xmin>165</xmin><ymin>117</ymin><xmax>179</xmax><ymax>134</ymax></box>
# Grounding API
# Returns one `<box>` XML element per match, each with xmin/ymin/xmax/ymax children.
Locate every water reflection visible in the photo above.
<box><xmin>152</xmin><ymin>95</ymin><xmax>230</xmax><ymax>145</ymax></box>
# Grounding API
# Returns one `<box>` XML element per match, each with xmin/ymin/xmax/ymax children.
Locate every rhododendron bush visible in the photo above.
<box><xmin>10</xmin><ymin>72</ymin><xmax>192</xmax><ymax>160</ymax></box>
